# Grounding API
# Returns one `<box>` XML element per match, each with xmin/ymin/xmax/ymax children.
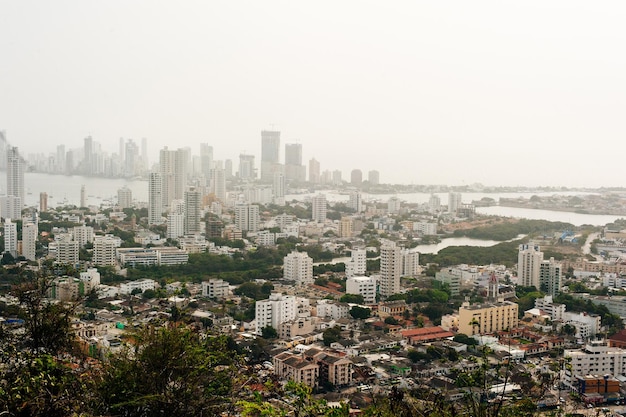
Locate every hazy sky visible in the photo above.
<box><xmin>1</xmin><ymin>1</ymin><xmax>625</xmax><ymax>187</ymax></box>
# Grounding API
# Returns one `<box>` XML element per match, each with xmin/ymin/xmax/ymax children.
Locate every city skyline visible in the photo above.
<box><xmin>2</xmin><ymin>2</ymin><xmax>626</xmax><ymax>187</ymax></box>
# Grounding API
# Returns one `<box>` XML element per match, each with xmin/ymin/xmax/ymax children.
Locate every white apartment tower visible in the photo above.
<box><xmin>348</xmin><ymin>190</ymin><xmax>363</xmax><ymax>213</ymax></box>
<box><xmin>402</xmin><ymin>249</ymin><xmax>420</xmax><ymax>276</ymax></box>
<box><xmin>167</xmin><ymin>213</ymin><xmax>185</xmax><ymax>239</ymax></box>
<box><xmin>448</xmin><ymin>192</ymin><xmax>462</xmax><ymax>214</ymax></box>
<box><xmin>117</xmin><ymin>186</ymin><xmax>132</xmax><ymax>209</ymax></box>
<box><xmin>388</xmin><ymin>197</ymin><xmax>401</xmax><ymax>214</ymax></box>
<box><xmin>93</xmin><ymin>236</ymin><xmax>118</xmax><ymax>267</ymax></box>
<box><xmin>210</xmin><ymin>167</ymin><xmax>226</xmax><ymax>201</ymax></box>
<box><xmin>255</xmin><ymin>292</ymin><xmax>298</xmax><ymax>334</ymax></box>
<box><xmin>518</xmin><ymin>244</ymin><xmax>543</xmax><ymax>289</ymax></box>
<box><xmin>283</xmin><ymin>251</ymin><xmax>313</xmax><ymax>286</ymax></box>
<box><xmin>273</xmin><ymin>172</ymin><xmax>286</xmax><ymax>205</ymax></box>
<box><xmin>56</xmin><ymin>239</ymin><xmax>79</xmax><ymax>265</ymax></box>
<box><xmin>7</xmin><ymin>146</ymin><xmax>25</xmax><ymax>206</ymax></box>
<box><xmin>539</xmin><ymin>257</ymin><xmax>562</xmax><ymax>296</ymax></box>
<box><xmin>379</xmin><ymin>240</ymin><xmax>402</xmax><ymax>297</ymax></box>
<box><xmin>21</xmin><ymin>222</ymin><xmax>38</xmax><ymax>261</ymax></box>
<box><xmin>4</xmin><ymin>219</ymin><xmax>17</xmax><ymax>258</ymax></box>
<box><xmin>429</xmin><ymin>194</ymin><xmax>441</xmax><ymax>214</ymax></box>
<box><xmin>311</xmin><ymin>194</ymin><xmax>327</xmax><ymax>223</ymax></box>
<box><xmin>234</xmin><ymin>204</ymin><xmax>260</xmax><ymax>232</ymax></box>
<box><xmin>345</xmin><ymin>248</ymin><xmax>367</xmax><ymax>278</ymax></box>
<box><xmin>148</xmin><ymin>172</ymin><xmax>163</xmax><ymax>225</ymax></box>
<box><xmin>73</xmin><ymin>225</ymin><xmax>95</xmax><ymax>247</ymax></box>
<box><xmin>346</xmin><ymin>276</ymin><xmax>377</xmax><ymax>304</ymax></box>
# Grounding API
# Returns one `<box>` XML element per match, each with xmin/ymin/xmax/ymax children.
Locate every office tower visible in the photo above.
<box><xmin>117</xmin><ymin>187</ymin><xmax>132</xmax><ymax>209</ymax></box>
<box><xmin>283</xmin><ymin>251</ymin><xmax>313</xmax><ymax>286</ymax></box>
<box><xmin>22</xmin><ymin>222</ymin><xmax>38</xmax><ymax>261</ymax></box>
<box><xmin>311</xmin><ymin>194</ymin><xmax>327</xmax><ymax>223</ymax></box>
<box><xmin>40</xmin><ymin>192</ymin><xmax>48</xmax><ymax>212</ymax></box>
<box><xmin>540</xmin><ymin>257</ymin><xmax>562</xmax><ymax>296</ymax></box>
<box><xmin>368</xmin><ymin>170</ymin><xmax>380</xmax><ymax>185</ymax></box>
<box><xmin>84</xmin><ymin>136</ymin><xmax>93</xmax><ymax>175</ymax></box>
<box><xmin>0</xmin><ymin>196</ymin><xmax>21</xmax><ymax>219</ymax></box>
<box><xmin>332</xmin><ymin>170</ymin><xmax>342</xmax><ymax>185</ymax></box>
<box><xmin>56</xmin><ymin>145</ymin><xmax>66</xmax><ymax>173</ymax></box>
<box><xmin>159</xmin><ymin>147</ymin><xmax>188</xmax><ymax>207</ymax></box>
<box><xmin>348</xmin><ymin>191</ymin><xmax>363</xmax><ymax>213</ymax></box>
<box><xmin>518</xmin><ymin>244</ymin><xmax>543</xmax><ymax>289</ymax></box>
<box><xmin>200</xmin><ymin>143</ymin><xmax>213</xmax><ymax>182</ymax></box>
<box><xmin>379</xmin><ymin>240</ymin><xmax>402</xmax><ymax>297</ymax></box>
<box><xmin>448</xmin><ymin>192</ymin><xmax>462</xmax><ymax>214</ymax></box>
<box><xmin>273</xmin><ymin>172</ymin><xmax>285</xmax><ymax>205</ymax></box>
<box><xmin>285</xmin><ymin>143</ymin><xmax>305</xmax><ymax>182</ymax></box>
<box><xmin>210</xmin><ymin>167</ymin><xmax>226</xmax><ymax>201</ymax></box>
<box><xmin>80</xmin><ymin>185</ymin><xmax>86</xmax><ymax>208</ymax></box>
<box><xmin>7</xmin><ymin>146</ymin><xmax>25</xmax><ymax>205</ymax></box>
<box><xmin>429</xmin><ymin>194</ymin><xmax>441</xmax><ymax>214</ymax></box>
<box><xmin>148</xmin><ymin>172</ymin><xmax>163</xmax><ymax>225</ymax></box>
<box><xmin>73</xmin><ymin>225</ymin><xmax>95</xmax><ymax>247</ymax></box>
<box><xmin>308</xmin><ymin>158</ymin><xmax>320</xmax><ymax>183</ymax></box>
<box><xmin>234</xmin><ymin>204</ymin><xmax>260</xmax><ymax>232</ymax></box>
<box><xmin>184</xmin><ymin>188</ymin><xmax>202</xmax><ymax>235</ymax></box>
<box><xmin>350</xmin><ymin>169</ymin><xmax>363</xmax><ymax>186</ymax></box>
<box><xmin>261</xmin><ymin>130</ymin><xmax>280</xmax><ymax>182</ymax></box>
<box><xmin>239</xmin><ymin>154</ymin><xmax>256</xmax><ymax>180</ymax></box>
<box><xmin>93</xmin><ymin>236</ymin><xmax>118</xmax><ymax>266</ymax></box>
<box><xmin>4</xmin><ymin>219</ymin><xmax>17</xmax><ymax>258</ymax></box>
<box><xmin>124</xmin><ymin>139</ymin><xmax>139</xmax><ymax>178</ymax></box>
<box><xmin>388</xmin><ymin>196</ymin><xmax>401</xmax><ymax>214</ymax></box>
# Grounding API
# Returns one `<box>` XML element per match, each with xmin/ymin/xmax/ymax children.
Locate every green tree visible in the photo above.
<box><xmin>261</xmin><ymin>325</ymin><xmax>278</xmax><ymax>339</ymax></box>
<box><xmin>349</xmin><ymin>306</ymin><xmax>371</xmax><ymax>319</ymax></box>
<box><xmin>340</xmin><ymin>293</ymin><xmax>365</xmax><ymax>304</ymax></box>
<box><xmin>322</xmin><ymin>326</ymin><xmax>342</xmax><ymax>346</ymax></box>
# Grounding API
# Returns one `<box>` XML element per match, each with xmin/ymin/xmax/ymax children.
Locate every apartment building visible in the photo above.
<box><xmin>458</xmin><ymin>301</ymin><xmax>519</xmax><ymax>336</ymax></box>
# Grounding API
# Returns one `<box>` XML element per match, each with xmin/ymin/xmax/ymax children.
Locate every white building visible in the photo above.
<box><xmin>562</xmin><ymin>311</ymin><xmax>601</xmax><ymax>340</ymax></box>
<box><xmin>80</xmin><ymin>268</ymin><xmax>101</xmax><ymax>292</ymax></box>
<box><xmin>387</xmin><ymin>196</ymin><xmax>401</xmax><ymax>214</ymax></box>
<box><xmin>184</xmin><ymin>188</ymin><xmax>202</xmax><ymax>235</ymax></box>
<box><xmin>345</xmin><ymin>248</ymin><xmax>367</xmax><ymax>278</ymax></box>
<box><xmin>7</xmin><ymin>146</ymin><xmax>25</xmax><ymax>206</ymax></box>
<box><xmin>0</xmin><ymin>196</ymin><xmax>21</xmax><ymax>220</ymax></box>
<box><xmin>55</xmin><ymin>239</ymin><xmax>79</xmax><ymax>265</ymax></box>
<box><xmin>379</xmin><ymin>240</ymin><xmax>402</xmax><ymax>297</ymax></box>
<box><xmin>311</xmin><ymin>194</ymin><xmax>327</xmax><ymax>223</ymax></box>
<box><xmin>283</xmin><ymin>251</ymin><xmax>313</xmax><ymax>286</ymax></box>
<box><xmin>539</xmin><ymin>257</ymin><xmax>562</xmax><ymax>296</ymax></box>
<box><xmin>119</xmin><ymin>279</ymin><xmax>157</xmax><ymax>295</ymax></box>
<box><xmin>402</xmin><ymin>249</ymin><xmax>420</xmax><ymax>276</ymax></box>
<box><xmin>21</xmin><ymin>222</ymin><xmax>38</xmax><ymax>261</ymax></box>
<box><xmin>255</xmin><ymin>292</ymin><xmax>299</xmax><ymax>335</ymax></box>
<box><xmin>348</xmin><ymin>190</ymin><xmax>363</xmax><ymax>213</ymax></box>
<box><xmin>234</xmin><ymin>204</ymin><xmax>260</xmax><ymax>232</ymax></box>
<box><xmin>4</xmin><ymin>219</ymin><xmax>17</xmax><ymax>258</ymax></box>
<box><xmin>534</xmin><ymin>296</ymin><xmax>565</xmax><ymax>321</ymax></box>
<box><xmin>346</xmin><ymin>276</ymin><xmax>377</xmax><ymax>304</ymax></box>
<box><xmin>202</xmin><ymin>279</ymin><xmax>230</xmax><ymax>299</ymax></box>
<box><xmin>73</xmin><ymin>225</ymin><xmax>95</xmax><ymax>247</ymax></box>
<box><xmin>167</xmin><ymin>213</ymin><xmax>185</xmax><ymax>239</ymax></box>
<box><xmin>448</xmin><ymin>192</ymin><xmax>462</xmax><ymax>214</ymax></box>
<box><xmin>273</xmin><ymin>172</ymin><xmax>286</xmax><ymax>205</ymax></box>
<box><xmin>429</xmin><ymin>194</ymin><xmax>441</xmax><ymax>213</ymax></box>
<box><xmin>316</xmin><ymin>299</ymin><xmax>351</xmax><ymax>319</ymax></box>
<box><xmin>563</xmin><ymin>340</ymin><xmax>626</xmax><ymax>387</ymax></box>
<box><xmin>413</xmin><ymin>222</ymin><xmax>437</xmax><ymax>235</ymax></box>
<box><xmin>518</xmin><ymin>244</ymin><xmax>543</xmax><ymax>288</ymax></box>
<box><xmin>93</xmin><ymin>235</ymin><xmax>121</xmax><ymax>267</ymax></box>
<box><xmin>148</xmin><ymin>172</ymin><xmax>163</xmax><ymax>225</ymax></box>
<box><xmin>117</xmin><ymin>186</ymin><xmax>133</xmax><ymax>209</ymax></box>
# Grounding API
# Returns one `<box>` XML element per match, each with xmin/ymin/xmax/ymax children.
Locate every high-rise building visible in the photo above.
<box><xmin>348</xmin><ymin>191</ymin><xmax>363</xmax><ymax>213</ymax></box>
<box><xmin>261</xmin><ymin>130</ymin><xmax>280</xmax><ymax>182</ymax></box>
<box><xmin>332</xmin><ymin>170</ymin><xmax>342</xmax><ymax>185</ymax></box>
<box><xmin>388</xmin><ymin>196</ymin><xmax>401</xmax><ymax>214</ymax></box>
<box><xmin>56</xmin><ymin>145</ymin><xmax>66</xmax><ymax>174</ymax></box>
<box><xmin>346</xmin><ymin>276</ymin><xmax>377</xmax><ymax>304</ymax></box>
<box><xmin>7</xmin><ymin>146</ymin><xmax>25</xmax><ymax>206</ymax></box>
<box><xmin>184</xmin><ymin>188</ymin><xmax>202</xmax><ymax>235</ymax></box>
<box><xmin>72</xmin><ymin>225</ymin><xmax>95</xmax><ymax>247</ymax></box>
<box><xmin>273</xmin><ymin>172</ymin><xmax>286</xmax><ymax>205</ymax></box>
<box><xmin>167</xmin><ymin>212</ymin><xmax>185</xmax><ymax>239</ymax></box>
<box><xmin>224</xmin><ymin>159</ymin><xmax>233</xmax><ymax>179</ymax></box>
<box><xmin>350</xmin><ymin>169</ymin><xmax>363</xmax><ymax>186</ymax></box>
<box><xmin>40</xmin><ymin>192</ymin><xmax>48</xmax><ymax>212</ymax></box>
<box><xmin>368</xmin><ymin>170</ymin><xmax>380</xmax><ymax>185</ymax></box>
<box><xmin>117</xmin><ymin>187</ymin><xmax>133</xmax><ymax>209</ymax></box>
<box><xmin>518</xmin><ymin>244</ymin><xmax>543</xmax><ymax>289</ymax></box>
<box><xmin>339</xmin><ymin>217</ymin><xmax>353</xmax><ymax>238</ymax></box>
<box><xmin>0</xmin><ymin>196</ymin><xmax>21</xmax><ymax>219</ymax></box>
<box><xmin>22</xmin><ymin>222</ymin><xmax>38</xmax><ymax>261</ymax></box>
<box><xmin>379</xmin><ymin>240</ymin><xmax>402</xmax><ymax>297</ymax></box>
<box><xmin>311</xmin><ymin>194</ymin><xmax>327</xmax><ymax>223</ymax></box>
<box><xmin>308</xmin><ymin>158</ymin><xmax>320</xmax><ymax>183</ymax></box>
<box><xmin>148</xmin><ymin>172</ymin><xmax>163</xmax><ymax>225</ymax></box>
<box><xmin>402</xmin><ymin>249</ymin><xmax>420</xmax><ymax>277</ymax></box>
<box><xmin>159</xmin><ymin>147</ymin><xmax>188</xmax><ymax>207</ymax></box>
<box><xmin>285</xmin><ymin>143</ymin><xmax>305</xmax><ymax>182</ymax></box>
<box><xmin>539</xmin><ymin>257</ymin><xmax>562</xmax><ymax>296</ymax></box>
<box><xmin>200</xmin><ymin>143</ymin><xmax>214</xmax><ymax>182</ymax></box>
<box><xmin>457</xmin><ymin>301</ymin><xmax>519</xmax><ymax>336</ymax></box>
<box><xmin>124</xmin><ymin>139</ymin><xmax>139</xmax><ymax>178</ymax></box>
<box><xmin>4</xmin><ymin>219</ymin><xmax>17</xmax><ymax>258</ymax></box>
<box><xmin>210</xmin><ymin>168</ymin><xmax>226</xmax><ymax>201</ymax></box>
<box><xmin>93</xmin><ymin>235</ymin><xmax>118</xmax><ymax>266</ymax></box>
<box><xmin>239</xmin><ymin>153</ymin><xmax>256</xmax><ymax>180</ymax></box>
<box><xmin>429</xmin><ymin>194</ymin><xmax>441</xmax><ymax>214</ymax></box>
<box><xmin>255</xmin><ymin>292</ymin><xmax>299</xmax><ymax>335</ymax></box>
<box><xmin>234</xmin><ymin>204</ymin><xmax>260</xmax><ymax>232</ymax></box>
<box><xmin>283</xmin><ymin>251</ymin><xmax>313</xmax><ymax>286</ymax></box>
<box><xmin>56</xmin><ymin>239</ymin><xmax>79</xmax><ymax>265</ymax></box>
<box><xmin>83</xmin><ymin>136</ymin><xmax>94</xmax><ymax>175</ymax></box>
<box><xmin>141</xmin><ymin>137</ymin><xmax>148</xmax><ymax>168</ymax></box>
<box><xmin>448</xmin><ymin>192</ymin><xmax>462</xmax><ymax>214</ymax></box>
<box><xmin>345</xmin><ymin>248</ymin><xmax>367</xmax><ymax>278</ymax></box>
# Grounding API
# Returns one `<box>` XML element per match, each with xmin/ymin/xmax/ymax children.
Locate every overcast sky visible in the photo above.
<box><xmin>1</xmin><ymin>1</ymin><xmax>625</xmax><ymax>187</ymax></box>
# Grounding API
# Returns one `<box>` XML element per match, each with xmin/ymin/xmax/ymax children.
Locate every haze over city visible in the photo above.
<box><xmin>1</xmin><ymin>1</ymin><xmax>625</xmax><ymax>187</ymax></box>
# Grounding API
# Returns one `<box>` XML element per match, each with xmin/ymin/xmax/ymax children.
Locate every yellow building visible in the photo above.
<box><xmin>458</xmin><ymin>301</ymin><xmax>519</xmax><ymax>336</ymax></box>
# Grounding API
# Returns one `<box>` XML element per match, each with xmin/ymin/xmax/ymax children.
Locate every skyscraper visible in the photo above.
<box><xmin>350</xmin><ymin>169</ymin><xmax>363</xmax><ymax>186</ymax></box>
<box><xmin>200</xmin><ymin>143</ymin><xmax>214</xmax><ymax>182</ymax></box>
<box><xmin>234</xmin><ymin>204</ymin><xmax>260</xmax><ymax>232</ymax></box>
<box><xmin>379</xmin><ymin>240</ymin><xmax>402</xmax><ymax>297</ymax></box>
<box><xmin>22</xmin><ymin>222</ymin><xmax>38</xmax><ymax>261</ymax></box>
<box><xmin>184</xmin><ymin>188</ymin><xmax>202</xmax><ymax>235</ymax></box>
<box><xmin>518</xmin><ymin>244</ymin><xmax>543</xmax><ymax>289</ymax></box>
<box><xmin>261</xmin><ymin>130</ymin><xmax>280</xmax><ymax>182</ymax></box>
<box><xmin>273</xmin><ymin>172</ymin><xmax>285</xmax><ymax>205</ymax></box>
<box><xmin>117</xmin><ymin>187</ymin><xmax>133</xmax><ymax>209</ymax></box>
<box><xmin>448</xmin><ymin>192</ymin><xmax>462</xmax><ymax>214</ymax></box>
<box><xmin>40</xmin><ymin>192</ymin><xmax>48</xmax><ymax>212</ymax></box>
<box><xmin>348</xmin><ymin>190</ymin><xmax>363</xmax><ymax>213</ymax></box>
<box><xmin>148</xmin><ymin>172</ymin><xmax>163</xmax><ymax>225</ymax></box>
<box><xmin>539</xmin><ymin>257</ymin><xmax>562</xmax><ymax>296</ymax></box>
<box><xmin>239</xmin><ymin>154</ymin><xmax>256</xmax><ymax>180</ymax></box>
<box><xmin>308</xmin><ymin>158</ymin><xmax>320</xmax><ymax>183</ymax></box>
<box><xmin>7</xmin><ymin>146</ymin><xmax>24</xmax><ymax>206</ymax></box>
<box><xmin>4</xmin><ymin>219</ymin><xmax>17</xmax><ymax>258</ymax></box>
<box><xmin>285</xmin><ymin>143</ymin><xmax>305</xmax><ymax>182</ymax></box>
<box><xmin>84</xmin><ymin>136</ymin><xmax>93</xmax><ymax>175</ymax></box>
<box><xmin>311</xmin><ymin>194</ymin><xmax>327</xmax><ymax>223</ymax></box>
<box><xmin>368</xmin><ymin>170</ymin><xmax>380</xmax><ymax>185</ymax></box>
<box><xmin>210</xmin><ymin>167</ymin><xmax>226</xmax><ymax>201</ymax></box>
<box><xmin>159</xmin><ymin>147</ymin><xmax>188</xmax><ymax>207</ymax></box>
<box><xmin>80</xmin><ymin>185</ymin><xmax>86</xmax><ymax>208</ymax></box>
